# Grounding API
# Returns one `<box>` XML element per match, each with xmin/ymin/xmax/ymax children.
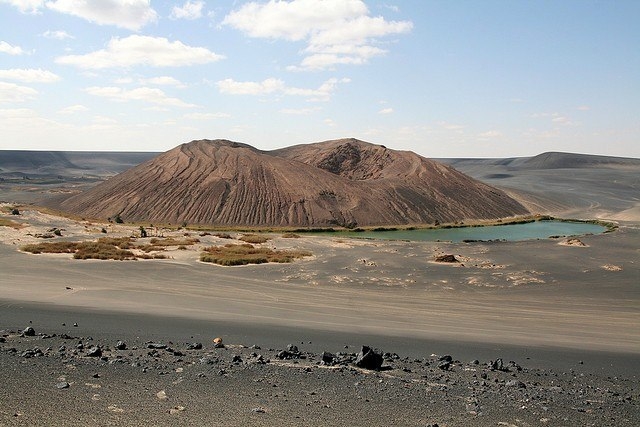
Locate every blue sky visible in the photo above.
<box><xmin>0</xmin><ymin>0</ymin><xmax>638</xmax><ymax>158</ymax></box>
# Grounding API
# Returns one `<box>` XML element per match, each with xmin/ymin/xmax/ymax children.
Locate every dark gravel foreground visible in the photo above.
<box><xmin>1</xmin><ymin>322</ymin><xmax>638</xmax><ymax>427</ymax></box>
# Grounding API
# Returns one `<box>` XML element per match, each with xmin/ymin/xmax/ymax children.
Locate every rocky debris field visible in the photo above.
<box><xmin>1</xmin><ymin>326</ymin><xmax>638</xmax><ymax>426</ymax></box>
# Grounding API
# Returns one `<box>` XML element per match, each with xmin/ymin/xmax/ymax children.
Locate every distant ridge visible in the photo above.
<box><xmin>0</xmin><ymin>150</ymin><xmax>156</xmax><ymax>178</ymax></box>
<box><xmin>517</xmin><ymin>152</ymin><xmax>640</xmax><ymax>169</ymax></box>
<box><xmin>442</xmin><ymin>151</ymin><xmax>640</xmax><ymax>170</ymax></box>
<box><xmin>52</xmin><ymin>138</ymin><xmax>528</xmax><ymax>227</ymax></box>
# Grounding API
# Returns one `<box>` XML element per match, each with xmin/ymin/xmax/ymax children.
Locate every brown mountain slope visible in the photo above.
<box><xmin>54</xmin><ymin>139</ymin><xmax>528</xmax><ymax>227</ymax></box>
<box><xmin>272</xmin><ymin>138</ymin><xmax>528</xmax><ymax>224</ymax></box>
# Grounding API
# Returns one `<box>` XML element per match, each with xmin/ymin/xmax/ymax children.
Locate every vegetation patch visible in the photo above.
<box><xmin>74</xmin><ymin>241</ymin><xmax>137</xmax><ymax>260</ymax></box>
<box><xmin>213</xmin><ymin>232</ymin><xmax>233</xmax><ymax>239</ymax></box>
<box><xmin>21</xmin><ymin>241</ymin><xmax>78</xmax><ymax>255</ymax></box>
<box><xmin>1</xmin><ymin>205</ymin><xmax>21</xmax><ymax>215</ymax></box>
<box><xmin>200</xmin><ymin>243</ymin><xmax>311</xmax><ymax>266</ymax></box>
<box><xmin>281</xmin><ymin>233</ymin><xmax>301</xmax><ymax>238</ymax></box>
<box><xmin>238</xmin><ymin>234</ymin><xmax>270</xmax><ymax>244</ymax></box>
<box><xmin>21</xmin><ymin>237</ymin><xmax>165</xmax><ymax>260</ymax></box>
<box><xmin>137</xmin><ymin>237</ymin><xmax>200</xmax><ymax>252</ymax></box>
<box><xmin>97</xmin><ymin>237</ymin><xmax>135</xmax><ymax>249</ymax></box>
<box><xmin>0</xmin><ymin>218</ymin><xmax>24</xmax><ymax>229</ymax></box>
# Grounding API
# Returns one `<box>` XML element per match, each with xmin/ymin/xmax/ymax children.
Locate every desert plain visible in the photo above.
<box><xmin>0</xmin><ymin>151</ymin><xmax>639</xmax><ymax>426</ymax></box>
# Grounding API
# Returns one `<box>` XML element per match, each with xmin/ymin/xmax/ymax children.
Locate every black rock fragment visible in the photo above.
<box><xmin>355</xmin><ymin>346</ymin><xmax>383</xmax><ymax>370</ymax></box>
<box><xmin>490</xmin><ymin>358</ymin><xmax>506</xmax><ymax>371</ymax></box>
<box><xmin>321</xmin><ymin>351</ymin><xmax>335</xmax><ymax>365</ymax></box>
<box><xmin>147</xmin><ymin>343</ymin><xmax>167</xmax><ymax>349</ymax></box>
<box><xmin>86</xmin><ymin>346</ymin><xmax>102</xmax><ymax>357</ymax></box>
<box><xmin>505</xmin><ymin>380</ymin><xmax>526</xmax><ymax>388</ymax></box>
<box><xmin>437</xmin><ymin>360</ymin><xmax>452</xmax><ymax>371</ymax></box>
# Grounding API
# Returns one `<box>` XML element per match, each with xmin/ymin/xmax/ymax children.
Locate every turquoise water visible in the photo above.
<box><xmin>317</xmin><ymin>221</ymin><xmax>607</xmax><ymax>243</ymax></box>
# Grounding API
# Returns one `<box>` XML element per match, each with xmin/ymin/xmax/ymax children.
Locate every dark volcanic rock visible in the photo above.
<box><xmin>86</xmin><ymin>346</ymin><xmax>102</xmax><ymax>357</ymax></box>
<box><xmin>3</xmin><ymin>324</ymin><xmax>638</xmax><ymax>426</ymax></box>
<box><xmin>114</xmin><ymin>340</ymin><xmax>127</xmax><ymax>350</ymax></box>
<box><xmin>355</xmin><ymin>346</ymin><xmax>383</xmax><ymax>370</ymax></box>
<box><xmin>321</xmin><ymin>351</ymin><xmax>335</xmax><ymax>365</ymax></box>
<box><xmin>438</xmin><ymin>360</ymin><xmax>452</xmax><ymax>371</ymax></box>
<box><xmin>147</xmin><ymin>343</ymin><xmax>167</xmax><ymax>349</ymax></box>
<box><xmin>435</xmin><ymin>254</ymin><xmax>459</xmax><ymax>263</ymax></box>
<box><xmin>275</xmin><ymin>350</ymin><xmax>296</xmax><ymax>360</ymax></box>
<box><xmin>505</xmin><ymin>380</ymin><xmax>526</xmax><ymax>388</ymax></box>
<box><xmin>490</xmin><ymin>358</ymin><xmax>506</xmax><ymax>371</ymax></box>
<box><xmin>23</xmin><ymin>327</ymin><xmax>35</xmax><ymax>336</ymax></box>
<box><xmin>276</xmin><ymin>344</ymin><xmax>302</xmax><ymax>360</ymax></box>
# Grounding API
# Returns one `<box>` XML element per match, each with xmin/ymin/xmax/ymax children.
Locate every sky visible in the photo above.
<box><xmin>0</xmin><ymin>0</ymin><xmax>638</xmax><ymax>158</ymax></box>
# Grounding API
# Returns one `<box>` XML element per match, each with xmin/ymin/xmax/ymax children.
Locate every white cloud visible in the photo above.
<box><xmin>58</xmin><ymin>104</ymin><xmax>89</xmax><ymax>114</ymax></box>
<box><xmin>223</xmin><ymin>0</ymin><xmax>412</xmax><ymax>71</ymax></box>
<box><xmin>551</xmin><ymin>115</ymin><xmax>574</xmax><ymax>125</ymax></box>
<box><xmin>0</xmin><ymin>82</ymin><xmax>39</xmax><ymax>103</ymax></box>
<box><xmin>0</xmin><ymin>108</ymin><xmax>39</xmax><ymax>119</ymax></box>
<box><xmin>139</xmin><ymin>76</ymin><xmax>186</xmax><ymax>87</ymax></box>
<box><xmin>437</xmin><ymin>121</ymin><xmax>465</xmax><ymax>131</ymax></box>
<box><xmin>91</xmin><ymin>115</ymin><xmax>118</xmax><ymax>125</ymax></box>
<box><xmin>216</xmin><ymin>77</ymin><xmax>349</xmax><ymax>101</ymax></box>
<box><xmin>183</xmin><ymin>112</ymin><xmax>231</xmax><ymax>120</ymax></box>
<box><xmin>0</xmin><ymin>68</ymin><xmax>60</xmax><ymax>83</ymax></box>
<box><xmin>85</xmin><ymin>86</ymin><xmax>196</xmax><ymax>107</ymax></box>
<box><xmin>384</xmin><ymin>4</ymin><xmax>399</xmax><ymax>13</ymax></box>
<box><xmin>532</xmin><ymin>112</ymin><xmax>576</xmax><ymax>126</ymax></box>
<box><xmin>477</xmin><ymin>130</ymin><xmax>503</xmax><ymax>140</ymax></box>
<box><xmin>171</xmin><ymin>0</ymin><xmax>204</xmax><ymax>20</ymax></box>
<box><xmin>45</xmin><ymin>0</ymin><xmax>157</xmax><ymax>31</ymax></box>
<box><xmin>293</xmin><ymin>46</ymin><xmax>386</xmax><ymax>71</ymax></box>
<box><xmin>378</xmin><ymin>107</ymin><xmax>393</xmax><ymax>114</ymax></box>
<box><xmin>307</xmin><ymin>15</ymin><xmax>411</xmax><ymax>48</ymax></box>
<box><xmin>0</xmin><ymin>41</ymin><xmax>26</xmax><ymax>55</ymax></box>
<box><xmin>42</xmin><ymin>30</ymin><xmax>74</xmax><ymax>40</ymax></box>
<box><xmin>280</xmin><ymin>107</ymin><xmax>320</xmax><ymax>115</ymax></box>
<box><xmin>223</xmin><ymin>0</ymin><xmax>367</xmax><ymax>41</ymax></box>
<box><xmin>56</xmin><ymin>35</ymin><xmax>224</xmax><ymax>69</ymax></box>
<box><xmin>0</xmin><ymin>0</ymin><xmax>43</xmax><ymax>14</ymax></box>
<box><xmin>577</xmin><ymin>105</ymin><xmax>590</xmax><ymax>111</ymax></box>
<box><xmin>217</xmin><ymin>78</ymin><xmax>285</xmax><ymax>95</ymax></box>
